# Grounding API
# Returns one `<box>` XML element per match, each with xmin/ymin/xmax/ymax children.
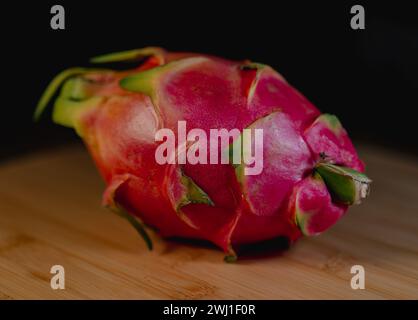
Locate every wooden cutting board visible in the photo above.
<box><xmin>0</xmin><ymin>144</ymin><xmax>417</xmax><ymax>299</ymax></box>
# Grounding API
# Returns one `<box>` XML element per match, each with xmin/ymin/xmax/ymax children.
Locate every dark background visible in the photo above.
<box><xmin>1</xmin><ymin>1</ymin><xmax>417</xmax><ymax>160</ymax></box>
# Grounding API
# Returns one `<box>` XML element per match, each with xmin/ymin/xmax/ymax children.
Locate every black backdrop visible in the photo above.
<box><xmin>1</xmin><ymin>1</ymin><xmax>417</xmax><ymax>159</ymax></box>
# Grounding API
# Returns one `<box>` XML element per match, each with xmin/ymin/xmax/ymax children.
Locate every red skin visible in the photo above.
<box><xmin>70</xmin><ymin>49</ymin><xmax>364</xmax><ymax>254</ymax></box>
<box><xmin>288</xmin><ymin>175</ymin><xmax>347</xmax><ymax>236</ymax></box>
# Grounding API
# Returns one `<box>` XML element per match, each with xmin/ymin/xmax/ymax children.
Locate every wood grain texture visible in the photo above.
<box><xmin>0</xmin><ymin>144</ymin><xmax>417</xmax><ymax>299</ymax></box>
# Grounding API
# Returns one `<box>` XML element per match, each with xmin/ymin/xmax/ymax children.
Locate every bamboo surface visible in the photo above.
<box><xmin>0</xmin><ymin>144</ymin><xmax>417</xmax><ymax>299</ymax></box>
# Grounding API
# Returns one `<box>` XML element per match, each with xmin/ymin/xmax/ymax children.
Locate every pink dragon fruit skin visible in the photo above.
<box><xmin>35</xmin><ymin>47</ymin><xmax>371</xmax><ymax>260</ymax></box>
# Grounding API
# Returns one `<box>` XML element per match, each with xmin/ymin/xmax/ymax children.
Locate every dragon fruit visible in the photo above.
<box><xmin>35</xmin><ymin>47</ymin><xmax>371</xmax><ymax>261</ymax></box>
